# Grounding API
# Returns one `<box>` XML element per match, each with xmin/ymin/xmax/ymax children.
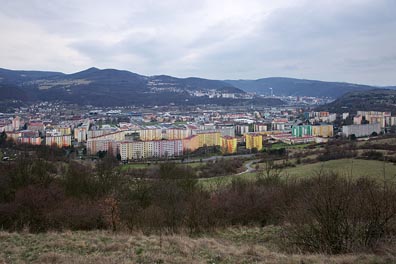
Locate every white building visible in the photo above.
<box><xmin>341</xmin><ymin>123</ymin><xmax>381</xmax><ymax>138</ymax></box>
<box><xmin>119</xmin><ymin>139</ymin><xmax>183</xmax><ymax>160</ymax></box>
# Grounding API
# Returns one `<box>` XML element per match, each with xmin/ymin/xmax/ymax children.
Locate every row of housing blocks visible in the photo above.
<box><xmin>291</xmin><ymin>124</ymin><xmax>334</xmax><ymax>138</ymax></box>
<box><xmin>90</xmin><ymin>131</ymin><xmax>271</xmax><ymax>160</ymax></box>
<box><xmin>5</xmin><ymin>118</ymin><xmax>74</xmax><ymax>147</ymax></box>
<box><xmin>86</xmin><ymin>127</ymin><xmax>239</xmax><ymax>160</ymax></box>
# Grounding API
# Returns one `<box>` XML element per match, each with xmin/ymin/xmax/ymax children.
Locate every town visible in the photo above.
<box><xmin>0</xmin><ymin>100</ymin><xmax>391</xmax><ymax>162</ymax></box>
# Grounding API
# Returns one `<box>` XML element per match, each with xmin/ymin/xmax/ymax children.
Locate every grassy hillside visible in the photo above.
<box><xmin>200</xmin><ymin>158</ymin><xmax>396</xmax><ymax>189</ymax></box>
<box><xmin>1</xmin><ymin>228</ymin><xmax>394</xmax><ymax>264</ymax></box>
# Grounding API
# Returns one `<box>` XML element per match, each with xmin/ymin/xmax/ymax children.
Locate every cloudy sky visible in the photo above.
<box><xmin>0</xmin><ymin>0</ymin><xmax>395</xmax><ymax>85</ymax></box>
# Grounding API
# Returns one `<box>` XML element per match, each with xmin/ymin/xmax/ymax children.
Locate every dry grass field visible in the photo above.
<box><xmin>1</xmin><ymin>227</ymin><xmax>396</xmax><ymax>264</ymax></box>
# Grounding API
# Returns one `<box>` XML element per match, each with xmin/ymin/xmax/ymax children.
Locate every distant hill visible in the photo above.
<box><xmin>318</xmin><ymin>89</ymin><xmax>396</xmax><ymax>113</ymax></box>
<box><xmin>225</xmin><ymin>77</ymin><xmax>385</xmax><ymax>98</ymax></box>
<box><xmin>6</xmin><ymin>67</ymin><xmax>390</xmax><ymax>106</ymax></box>
<box><xmin>0</xmin><ymin>67</ymin><xmax>268</xmax><ymax>107</ymax></box>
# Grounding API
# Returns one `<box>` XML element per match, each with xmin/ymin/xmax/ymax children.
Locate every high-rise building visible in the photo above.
<box><xmin>245</xmin><ymin>133</ymin><xmax>263</xmax><ymax>151</ymax></box>
<box><xmin>45</xmin><ymin>134</ymin><xmax>72</xmax><ymax>148</ymax></box>
<box><xmin>196</xmin><ymin>132</ymin><xmax>221</xmax><ymax>147</ymax></box>
<box><xmin>119</xmin><ymin>139</ymin><xmax>183</xmax><ymax>160</ymax></box>
<box><xmin>165</xmin><ymin>128</ymin><xmax>189</xmax><ymax>140</ymax></box>
<box><xmin>12</xmin><ymin>116</ymin><xmax>21</xmax><ymax>130</ymax></box>
<box><xmin>292</xmin><ymin>125</ymin><xmax>312</xmax><ymax>137</ymax></box>
<box><xmin>357</xmin><ymin>111</ymin><xmax>391</xmax><ymax>128</ymax></box>
<box><xmin>139</xmin><ymin>127</ymin><xmax>162</xmax><ymax>140</ymax></box>
<box><xmin>87</xmin><ymin>138</ymin><xmax>118</xmax><ymax>156</ymax></box>
<box><xmin>182</xmin><ymin>135</ymin><xmax>199</xmax><ymax>152</ymax></box>
<box><xmin>221</xmin><ymin>136</ymin><xmax>237</xmax><ymax>154</ymax></box>
<box><xmin>312</xmin><ymin>125</ymin><xmax>333</xmax><ymax>137</ymax></box>
<box><xmin>342</xmin><ymin>123</ymin><xmax>381</xmax><ymax>138</ymax></box>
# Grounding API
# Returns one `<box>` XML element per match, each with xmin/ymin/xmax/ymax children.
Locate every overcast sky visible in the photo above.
<box><xmin>0</xmin><ymin>0</ymin><xmax>395</xmax><ymax>85</ymax></box>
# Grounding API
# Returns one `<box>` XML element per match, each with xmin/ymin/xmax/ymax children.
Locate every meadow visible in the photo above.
<box><xmin>1</xmin><ymin>228</ymin><xmax>395</xmax><ymax>264</ymax></box>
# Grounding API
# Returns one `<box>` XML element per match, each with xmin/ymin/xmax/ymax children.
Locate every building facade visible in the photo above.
<box><xmin>221</xmin><ymin>136</ymin><xmax>237</xmax><ymax>154</ymax></box>
<box><xmin>245</xmin><ymin>133</ymin><xmax>263</xmax><ymax>151</ymax></box>
<box><xmin>342</xmin><ymin>123</ymin><xmax>381</xmax><ymax>138</ymax></box>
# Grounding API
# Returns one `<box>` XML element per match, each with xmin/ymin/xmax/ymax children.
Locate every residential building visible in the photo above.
<box><xmin>292</xmin><ymin>125</ymin><xmax>312</xmax><ymax>137</ymax></box>
<box><xmin>182</xmin><ymin>135</ymin><xmax>199</xmax><ymax>152</ymax></box>
<box><xmin>139</xmin><ymin>127</ymin><xmax>162</xmax><ymax>140</ymax></box>
<box><xmin>312</xmin><ymin>125</ymin><xmax>334</xmax><ymax>138</ymax></box>
<box><xmin>12</xmin><ymin>116</ymin><xmax>21</xmax><ymax>130</ymax></box>
<box><xmin>165</xmin><ymin>127</ymin><xmax>189</xmax><ymax>140</ymax></box>
<box><xmin>353</xmin><ymin>115</ymin><xmax>362</xmax><ymax>125</ymax></box>
<box><xmin>74</xmin><ymin>126</ymin><xmax>88</xmax><ymax>142</ymax></box>
<box><xmin>28</xmin><ymin>121</ymin><xmax>45</xmax><ymax>133</ymax></box>
<box><xmin>221</xmin><ymin>136</ymin><xmax>237</xmax><ymax>154</ymax></box>
<box><xmin>245</xmin><ymin>133</ymin><xmax>263</xmax><ymax>151</ymax></box>
<box><xmin>254</xmin><ymin>123</ymin><xmax>268</xmax><ymax>132</ymax></box>
<box><xmin>46</xmin><ymin>134</ymin><xmax>72</xmax><ymax>147</ymax></box>
<box><xmin>342</xmin><ymin>123</ymin><xmax>381</xmax><ymax>138</ymax></box>
<box><xmin>87</xmin><ymin>138</ymin><xmax>118</xmax><ymax>156</ymax></box>
<box><xmin>119</xmin><ymin>139</ymin><xmax>183</xmax><ymax>160</ymax></box>
<box><xmin>196</xmin><ymin>131</ymin><xmax>221</xmax><ymax>147</ymax></box>
<box><xmin>357</xmin><ymin>111</ymin><xmax>391</xmax><ymax>128</ymax></box>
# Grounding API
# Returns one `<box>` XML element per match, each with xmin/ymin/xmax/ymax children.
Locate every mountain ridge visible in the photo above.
<box><xmin>317</xmin><ymin>89</ymin><xmax>396</xmax><ymax>113</ymax></box>
<box><xmin>1</xmin><ymin>67</ymin><xmax>393</xmax><ymax>106</ymax></box>
<box><xmin>224</xmin><ymin>77</ymin><xmax>388</xmax><ymax>98</ymax></box>
<box><xmin>0</xmin><ymin>67</ymin><xmax>258</xmax><ymax>107</ymax></box>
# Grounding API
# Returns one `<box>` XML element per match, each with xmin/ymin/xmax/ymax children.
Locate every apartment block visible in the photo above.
<box><xmin>196</xmin><ymin>132</ymin><xmax>221</xmax><ymax>147</ymax></box>
<box><xmin>18</xmin><ymin>136</ymin><xmax>42</xmax><ymax>145</ymax></box>
<box><xmin>165</xmin><ymin>128</ymin><xmax>189</xmax><ymax>140</ymax></box>
<box><xmin>312</xmin><ymin>125</ymin><xmax>334</xmax><ymax>137</ymax></box>
<box><xmin>245</xmin><ymin>133</ymin><xmax>263</xmax><ymax>151</ymax></box>
<box><xmin>182</xmin><ymin>135</ymin><xmax>199</xmax><ymax>152</ymax></box>
<box><xmin>221</xmin><ymin>136</ymin><xmax>237</xmax><ymax>154</ymax></box>
<box><xmin>357</xmin><ymin>111</ymin><xmax>391</xmax><ymax>128</ymax></box>
<box><xmin>45</xmin><ymin>134</ymin><xmax>72</xmax><ymax>147</ymax></box>
<box><xmin>74</xmin><ymin>126</ymin><xmax>88</xmax><ymax>142</ymax></box>
<box><xmin>139</xmin><ymin>127</ymin><xmax>162</xmax><ymax>140</ymax></box>
<box><xmin>292</xmin><ymin>125</ymin><xmax>312</xmax><ymax>137</ymax></box>
<box><xmin>119</xmin><ymin>139</ymin><xmax>183</xmax><ymax>160</ymax></box>
<box><xmin>87</xmin><ymin>138</ymin><xmax>118</xmax><ymax>156</ymax></box>
<box><xmin>342</xmin><ymin>123</ymin><xmax>381</xmax><ymax>138</ymax></box>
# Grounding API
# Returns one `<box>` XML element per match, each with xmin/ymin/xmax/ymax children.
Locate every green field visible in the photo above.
<box><xmin>283</xmin><ymin>158</ymin><xmax>396</xmax><ymax>180</ymax></box>
<box><xmin>119</xmin><ymin>163</ymin><xmax>150</xmax><ymax>171</ymax></box>
<box><xmin>200</xmin><ymin>158</ymin><xmax>396</xmax><ymax>189</ymax></box>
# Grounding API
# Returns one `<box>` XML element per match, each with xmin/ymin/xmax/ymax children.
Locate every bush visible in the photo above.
<box><xmin>284</xmin><ymin>174</ymin><xmax>396</xmax><ymax>254</ymax></box>
<box><xmin>361</xmin><ymin>150</ymin><xmax>384</xmax><ymax>160</ymax></box>
<box><xmin>199</xmin><ymin>159</ymin><xmax>244</xmax><ymax>178</ymax></box>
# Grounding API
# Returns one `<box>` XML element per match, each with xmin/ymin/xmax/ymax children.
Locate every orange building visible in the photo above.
<box><xmin>45</xmin><ymin>135</ymin><xmax>72</xmax><ymax>148</ymax></box>
<box><xmin>221</xmin><ymin>136</ymin><xmax>237</xmax><ymax>154</ymax></box>
<box><xmin>182</xmin><ymin>135</ymin><xmax>199</xmax><ymax>152</ymax></box>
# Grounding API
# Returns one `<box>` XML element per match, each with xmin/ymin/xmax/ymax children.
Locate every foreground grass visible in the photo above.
<box><xmin>1</xmin><ymin>228</ymin><xmax>395</xmax><ymax>264</ymax></box>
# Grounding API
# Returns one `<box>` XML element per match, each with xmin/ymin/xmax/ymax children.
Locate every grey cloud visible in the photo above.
<box><xmin>0</xmin><ymin>0</ymin><xmax>395</xmax><ymax>85</ymax></box>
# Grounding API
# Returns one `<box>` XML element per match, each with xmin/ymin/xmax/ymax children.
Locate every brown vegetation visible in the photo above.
<box><xmin>1</xmin><ymin>147</ymin><xmax>396</xmax><ymax>257</ymax></box>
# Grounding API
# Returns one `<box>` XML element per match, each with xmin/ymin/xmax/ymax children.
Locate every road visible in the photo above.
<box><xmin>235</xmin><ymin>159</ymin><xmax>261</xmax><ymax>175</ymax></box>
<box><xmin>198</xmin><ymin>158</ymin><xmax>261</xmax><ymax>181</ymax></box>
<box><xmin>184</xmin><ymin>153</ymin><xmax>256</xmax><ymax>163</ymax></box>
